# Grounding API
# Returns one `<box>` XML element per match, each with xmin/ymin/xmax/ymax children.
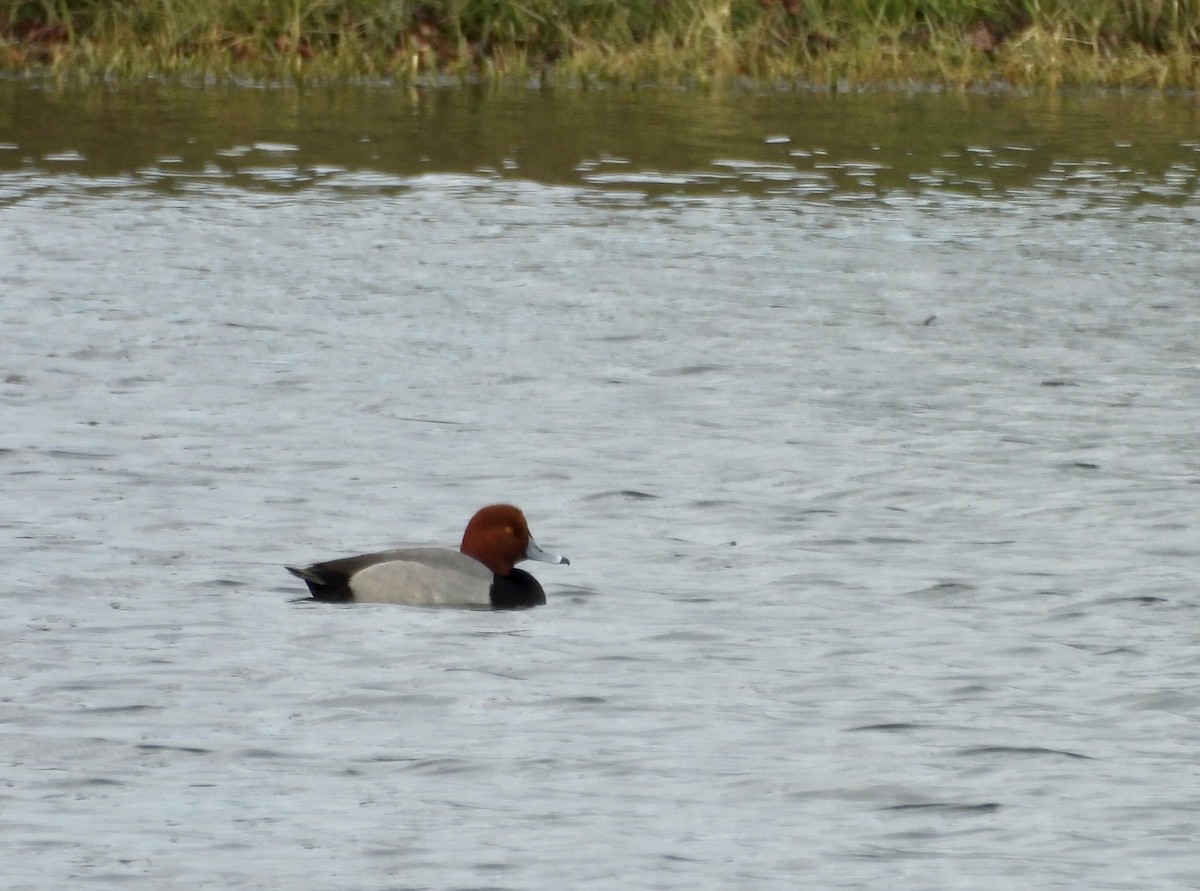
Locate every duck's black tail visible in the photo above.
<box><xmin>285</xmin><ymin>564</ymin><xmax>352</xmax><ymax>601</ymax></box>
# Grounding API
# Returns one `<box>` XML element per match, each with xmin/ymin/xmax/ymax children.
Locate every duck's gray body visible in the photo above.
<box><xmin>287</xmin><ymin>547</ymin><xmax>546</xmax><ymax>609</ymax></box>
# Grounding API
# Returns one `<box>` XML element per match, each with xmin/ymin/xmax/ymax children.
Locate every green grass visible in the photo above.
<box><xmin>2</xmin><ymin>0</ymin><xmax>1199</xmax><ymax>88</ymax></box>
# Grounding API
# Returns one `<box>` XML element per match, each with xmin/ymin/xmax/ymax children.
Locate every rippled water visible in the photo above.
<box><xmin>3</xmin><ymin>82</ymin><xmax>1200</xmax><ymax>889</ymax></box>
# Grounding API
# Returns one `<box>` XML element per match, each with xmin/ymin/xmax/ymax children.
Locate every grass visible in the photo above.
<box><xmin>1</xmin><ymin>0</ymin><xmax>1199</xmax><ymax>89</ymax></box>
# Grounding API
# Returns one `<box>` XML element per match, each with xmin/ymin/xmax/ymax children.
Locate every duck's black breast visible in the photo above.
<box><xmin>489</xmin><ymin>568</ymin><xmax>547</xmax><ymax>610</ymax></box>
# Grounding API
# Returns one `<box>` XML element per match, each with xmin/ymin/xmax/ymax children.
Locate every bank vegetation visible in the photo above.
<box><xmin>2</xmin><ymin>0</ymin><xmax>1199</xmax><ymax>89</ymax></box>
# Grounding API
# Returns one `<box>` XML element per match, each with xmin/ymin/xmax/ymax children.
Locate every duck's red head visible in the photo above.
<box><xmin>460</xmin><ymin>504</ymin><xmax>569</xmax><ymax>576</ymax></box>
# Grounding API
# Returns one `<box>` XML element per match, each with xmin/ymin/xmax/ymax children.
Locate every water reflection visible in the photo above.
<box><xmin>1</xmin><ymin>81</ymin><xmax>1198</xmax><ymax>205</ymax></box>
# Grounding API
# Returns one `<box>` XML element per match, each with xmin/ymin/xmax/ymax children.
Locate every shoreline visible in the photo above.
<box><xmin>2</xmin><ymin>2</ymin><xmax>1199</xmax><ymax>91</ymax></box>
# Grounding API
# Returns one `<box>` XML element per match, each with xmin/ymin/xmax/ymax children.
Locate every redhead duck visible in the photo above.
<box><xmin>287</xmin><ymin>504</ymin><xmax>569</xmax><ymax>609</ymax></box>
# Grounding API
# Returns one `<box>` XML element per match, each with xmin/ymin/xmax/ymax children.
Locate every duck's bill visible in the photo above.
<box><xmin>524</xmin><ymin>537</ymin><xmax>570</xmax><ymax>566</ymax></box>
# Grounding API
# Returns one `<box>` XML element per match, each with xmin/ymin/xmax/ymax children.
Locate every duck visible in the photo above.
<box><xmin>286</xmin><ymin>504</ymin><xmax>569</xmax><ymax>609</ymax></box>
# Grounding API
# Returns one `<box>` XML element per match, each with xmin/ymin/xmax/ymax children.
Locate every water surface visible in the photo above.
<box><xmin>2</xmin><ymin>82</ymin><xmax>1199</xmax><ymax>889</ymax></box>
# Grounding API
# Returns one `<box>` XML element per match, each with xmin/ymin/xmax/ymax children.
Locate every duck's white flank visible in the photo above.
<box><xmin>348</xmin><ymin>548</ymin><xmax>493</xmax><ymax>606</ymax></box>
